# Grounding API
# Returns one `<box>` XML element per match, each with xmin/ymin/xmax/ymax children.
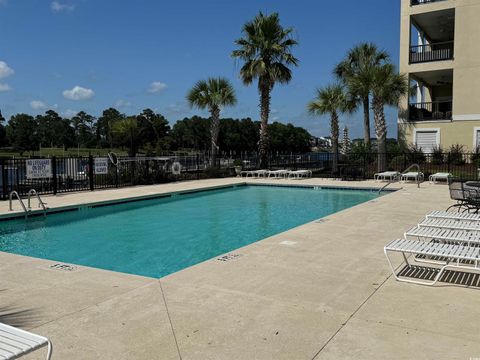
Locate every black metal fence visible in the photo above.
<box><xmin>265</xmin><ymin>152</ymin><xmax>480</xmax><ymax>181</ymax></box>
<box><xmin>1</xmin><ymin>151</ymin><xmax>479</xmax><ymax>199</ymax></box>
<box><xmin>0</xmin><ymin>154</ymin><xmax>212</xmax><ymax>200</ymax></box>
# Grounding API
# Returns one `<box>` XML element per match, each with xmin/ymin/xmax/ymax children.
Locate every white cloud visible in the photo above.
<box><xmin>62</xmin><ymin>109</ymin><xmax>77</xmax><ymax>118</ymax></box>
<box><xmin>115</xmin><ymin>99</ymin><xmax>132</xmax><ymax>108</ymax></box>
<box><xmin>50</xmin><ymin>1</ymin><xmax>75</xmax><ymax>13</ymax></box>
<box><xmin>63</xmin><ymin>85</ymin><xmax>95</xmax><ymax>100</ymax></box>
<box><xmin>30</xmin><ymin>100</ymin><xmax>48</xmax><ymax>110</ymax></box>
<box><xmin>0</xmin><ymin>83</ymin><xmax>11</xmax><ymax>92</ymax></box>
<box><xmin>0</xmin><ymin>61</ymin><xmax>14</xmax><ymax>79</ymax></box>
<box><xmin>148</xmin><ymin>81</ymin><xmax>167</xmax><ymax>94</ymax></box>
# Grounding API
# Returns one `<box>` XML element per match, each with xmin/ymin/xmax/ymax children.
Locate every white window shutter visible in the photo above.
<box><xmin>415</xmin><ymin>131</ymin><xmax>438</xmax><ymax>153</ymax></box>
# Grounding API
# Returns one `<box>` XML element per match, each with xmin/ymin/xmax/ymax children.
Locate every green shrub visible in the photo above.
<box><xmin>406</xmin><ymin>145</ymin><xmax>426</xmax><ymax>164</ymax></box>
<box><xmin>431</xmin><ymin>145</ymin><xmax>444</xmax><ymax>165</ymax></box>
<box><xmin>448</xmin><ymin>144</ymin><xmax>465</xmax><ymax>165</ymax></box>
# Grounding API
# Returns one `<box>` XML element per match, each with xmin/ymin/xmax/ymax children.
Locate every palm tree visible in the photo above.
<box><xmin>232</xmin><ymin>12</ymin><xmax>298</xmax><ymax>168</ymax></box>
<box><xmin>114</xmin><ymin>116</ymin><xmax>139</xmax><ymax>157</ymax></box>
<box><xmin>368</xmin><ymin>64</ymin><xmax>408</xmax><ymax>172</ymax></box>
<box><xmin>187</xmin><ymin>77</ymin><xmax>237</xmax><ymax>166</ymax></box>
<box><xmin>307</xmin><ymin>84</ymin><xmax>352</xmax><ymax>174</ymax></box>
<box><xmin>334</xmin><ymin>43</ymin><xmax>389</xmax><ymax>148</ymax></box>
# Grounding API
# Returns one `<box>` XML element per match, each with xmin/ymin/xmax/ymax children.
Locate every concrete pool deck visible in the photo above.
<box><xmin>1</xmin><ymin>178</ymin><xmax>479</xmax><ymax>359</ymax></box>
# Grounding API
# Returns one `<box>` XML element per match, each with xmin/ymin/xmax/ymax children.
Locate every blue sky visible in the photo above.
<box><xmin>0</xmin><ymin>0</ymin><xmax>400</xmax><ymax>139</ymax></box>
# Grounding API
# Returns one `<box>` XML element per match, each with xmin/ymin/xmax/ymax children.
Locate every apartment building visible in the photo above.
<box><xmin>398</xmin><ymin>0</ymin><xmax>480</xmax><ymax>153</ymax></box>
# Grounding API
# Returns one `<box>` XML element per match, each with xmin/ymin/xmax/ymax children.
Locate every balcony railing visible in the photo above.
<box><xmin>410</xmin><ymin>42</ymin><xmax>454</xmax><ymax>63</ymax></box>
<box><xmin>411</xmin><ymin>0</ymin><xmax>447</xmax><ymax>5</ymax></box>
<box><xmin>409</xmin><ymin>101</ymin><xmax>452</xmax><ymax>121</ymax></box>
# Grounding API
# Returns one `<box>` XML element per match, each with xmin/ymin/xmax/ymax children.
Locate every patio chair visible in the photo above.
<box><xmin>429</xmin><ymin>172</ymin><xmax>451</xmax><ymax>184</ymax></box>
<box><xmin>0</xmin><ymin>322</ymin><xmax>52</xmax><ymax>359</ymax></box>
<box><xmin>384</xmin><ymin>238</ymin><xmax>480</xmax><ymax>286</ymax></box>
<box><xmin>401</xmin><ymin>171</ymin><xmax>424</xmax><ymax>183</ymax></box>
<box><xmin>447</xmin><ymin>179</ymin><xmax>480</xmax><ymax>212</ymax></box>
<box><xmin>374</xmin><ymin>171</ymin><xmax>400</xmax><ymax>182</ymax></box>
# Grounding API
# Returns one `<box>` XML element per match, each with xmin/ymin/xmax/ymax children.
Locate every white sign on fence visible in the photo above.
<box><xmin>94</xmin><ymin>158</ymin><xmax>109</xmax><ymax>174</ymax></box>
<box><xmin>26</xmin><ymin>159</ymin><xmax>52</xmax><ymax>179</ymax></box>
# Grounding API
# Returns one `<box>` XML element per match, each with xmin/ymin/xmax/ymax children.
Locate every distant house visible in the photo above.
<box><xmin>310</xmin><ymin>136</ymin><xmax>332</xmax><ymax>150</ymax></box>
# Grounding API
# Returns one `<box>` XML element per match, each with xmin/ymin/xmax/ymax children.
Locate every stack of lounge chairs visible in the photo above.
<box><xmin>240</xmin><ymin>169</ymin><xmax>312</xmax><ymax>180</ymax></box>
<box><xmin>384</xmin><ymin>210</ymin><xmax>480</xmax><ymax>286</ymax></box>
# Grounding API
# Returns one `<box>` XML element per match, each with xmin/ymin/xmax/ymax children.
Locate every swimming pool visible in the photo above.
<box><xmin>0</xmin><ymin>185</ymin><xmax>381</xmax><ymax>278</ymax></box>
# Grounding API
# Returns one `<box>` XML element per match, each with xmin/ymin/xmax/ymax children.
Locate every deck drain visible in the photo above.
<box><xmin>217</xmin><ymin>253</ymin><xmax>242</xmax><ymax>262</ymax></box>
<box><xmin>279</xmin><ymin>240</ymin><xmax>297</xmax><ymax>246</ymax></box>
<box><xmin>49</xmin><ymin>263</ymin><xmax>77</xmax><ymax>272</ymax></box>
<box><xmin>315</xmin><ymin>218</ymin><xmax>329</xmax><ymax>223</ymax></box>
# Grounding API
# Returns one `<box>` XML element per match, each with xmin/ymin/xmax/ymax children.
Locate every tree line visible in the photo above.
<box><xmin>0</xmin><ymin>108</ymin><xmax>311</xmax><ymax>157</ymax></box>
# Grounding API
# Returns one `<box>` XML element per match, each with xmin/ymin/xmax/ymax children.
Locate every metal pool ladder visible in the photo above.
<box><xmin>9</xmin><ymin>189</ymin><xmax>47</xmax><ymax>218</ymax></box>
<box><xmin>28</xmin><ymin>189</ymin><xmax>47</xmax><ymax>215</ymax></box>
<box><xmin>9</xmin><ymin>191</ymin><xmax>29</xmax><ymax>219</ymax></box>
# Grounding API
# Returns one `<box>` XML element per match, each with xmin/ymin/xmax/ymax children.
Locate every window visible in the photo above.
<box><xmin>474</xmin><ymin>128</ymin><xmax>480</xmax><ymax>152</ymax></box>
<box><xmin>415</xmin><ymin>130</ymin><xmax>439</xmax><ymax>153</ymax></box>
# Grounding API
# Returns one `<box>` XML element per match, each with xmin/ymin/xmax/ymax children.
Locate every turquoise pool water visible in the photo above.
<box><xmin>0</xmin><ymin>185</ymin><xmax>380</xmax><ymax>278</ymax></box>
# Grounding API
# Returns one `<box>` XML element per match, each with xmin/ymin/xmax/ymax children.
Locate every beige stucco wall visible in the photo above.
<box><xmin>398</xmin><ymin>0</ymin><xmax>480</xmax><ymax>150</ymax></box>
<box><xmin>399</xmin><ymin>120</ymin><xmax>480</xmax><ymax>152</ymax></box>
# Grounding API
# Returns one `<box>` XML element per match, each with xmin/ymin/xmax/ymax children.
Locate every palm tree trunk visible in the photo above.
<box><xmin>331</xmin><ymin>111</ymin><xmax>339</xmax><ymax>174</ymax></box>
<box><xmin>363</xmin><ymin>96</ymin><xmax>371</xmax><ymax>148</ymax></box>
<box><xmin>210</xmin><ymin>106</ymin><xmax>221</xmax><ymax>167</ymax></box>
<box><xmin>258</xmin><ymin>79</ymin><xmax>271</xmax><ymax>169</ymax></box>
<box><xmin>372</xmin><ymin>97</ymin><xmax>387</xmax><ymax>172</ymax></box>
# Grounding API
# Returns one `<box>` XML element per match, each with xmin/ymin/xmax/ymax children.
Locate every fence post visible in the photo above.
<box><xmin>1</xmin><ymin>159</ymin><xmax>7</xmax><ymax>200</ymax></box>
<box><xmin>115</xmin><ymin>164</ymin><xmax>119</xmax><ymax>188</ymax></box>
<box><xmin>88</xmin><ymin>155</ymin><xmax>94</xmax><ymax>191</ymax></box>
<box><xmin>52</xmin><ymin>156</ymin><xmax>57</xmax><ymax>195</ymax></box>
<box><xmin>196</xmin><ymin>153</ymin><xmax>200</xmax><ymax>180</ymax></box>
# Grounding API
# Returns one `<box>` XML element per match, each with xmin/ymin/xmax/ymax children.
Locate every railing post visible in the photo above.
<box><xmin>52</xmin><ymin>156</ymin><xmax>57</xmax><ymax>195</ymax></box>
<box><xmin>88</xmin><ymin>155</ymin><xmax>94</xmax><ymax>191</ymax></box>
<box><xmin>115</xmin><ymin>163</ymin><xmax>119</xmax><ymax>188</ymax></box>
<box><xmin>1</xmin><ymin>159</ymin><xmax>7</xmax><ymax>200</ymax></box>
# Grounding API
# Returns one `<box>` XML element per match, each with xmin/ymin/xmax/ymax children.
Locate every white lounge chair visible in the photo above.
<box><xmin>405</xmin><ymin>225</ymin><xmax>480</xmax><ymax>245</ymax></box>
<box><xmin>268</xmin><ymin>170</ymin><xmax>289</xmax><ymax>179</ymax></box>
<box><xmin>384</xmin><ymin>238</ymin><xmax>480</xmax><ymax>286</ymax></box>
<box><xmin>418</xmin><ymin>217</ymin><xmax>480</xmax><ymax>231</ymax></box>
<box><xmin>0</xmin><ymin>322</ymin><xmax>52</xmax><ymax>359</ymax></box>
<box><xmin>253</xmin><ymin>169</ymin><xmax>268</xmax><ymax>178</ymax></box>
<box><xmin>429</xmin><ymin>172</ymin><xmax>451</xmax><ymax>184</ymax></box>
<box><xmin>288</xmin><ymin>170</ymin><xmax>312</xmax><ymax>180</ymax></box>
<box><xmin>240</xmin><ymin>170</ymin><xmax>254</xmax><ymax>178</ymax></box>
<box><xmin>427</xmin><ymin>210</ymin><xmax>480</xmax><ymax>222</ymax></box>
<box><xmin>374</xmin><ymin>171</ymin><xmax>400</xmax><ymax>182</ymax></box>
<box><xmin>401</xmin><ymin>171</ymin><xmax>424</xmax><ymax>183</ymax></box>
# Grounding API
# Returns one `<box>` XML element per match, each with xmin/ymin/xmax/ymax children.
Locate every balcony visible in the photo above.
<box><xmin>410</xmin><ymin>41</ymin><xmax>454</xmax><ymax>63</ymax></box>
<box><xmin>409</xmin><ymin>101</ymin><xmax>452</xmax><ymax>121</ymax></box>
<box><xmin>411</xmin><ymin>0</ymin><xmax>447</xmax><ymax>5</ymax></box>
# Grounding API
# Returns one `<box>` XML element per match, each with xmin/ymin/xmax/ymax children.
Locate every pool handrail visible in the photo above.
<box><xmin>27</xmin><ymin>189</ymin><xmax>47</xmax><ymax>215</ymax></box>
<box><xmin>9</xmin><ymin>190</ymin><xmax>29</xmax><ymax>218</ymax></box>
